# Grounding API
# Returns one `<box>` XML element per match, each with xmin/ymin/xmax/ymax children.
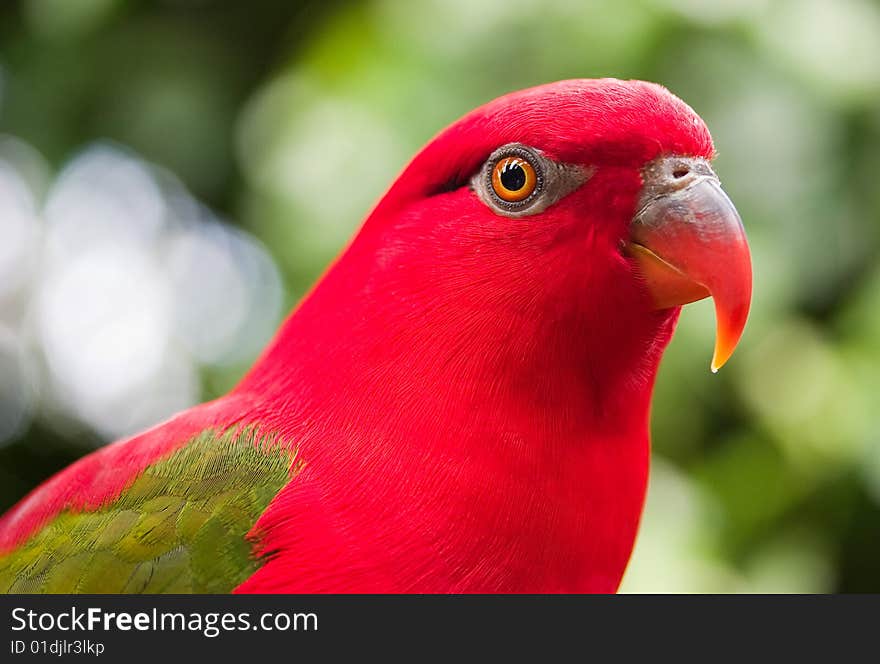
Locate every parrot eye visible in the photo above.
<box><xmin>472</xmin><ymin>143</ymin><xmax>591</xmax><ymax>218</ymax></box>
<box><xmin>491</xmin><ymin>156</ymin><xmax>538</xmax><ymax>203</ymax></box>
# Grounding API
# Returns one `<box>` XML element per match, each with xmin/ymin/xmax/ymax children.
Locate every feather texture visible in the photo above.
<box><xmin>0</xmin><ymin>429</ymin><xmax>297</xmax><ymax>593</ymax></box>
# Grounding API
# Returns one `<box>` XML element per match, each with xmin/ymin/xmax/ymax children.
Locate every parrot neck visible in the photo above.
<box><xmin>234</xmin><ymin>232</ymin><xmax>678</xmax><ymax>591</ymax></box>
<box><xmin>240</xmin><ymin>232</ymin><xmax>678</xmax><ymax>436</ymax></box>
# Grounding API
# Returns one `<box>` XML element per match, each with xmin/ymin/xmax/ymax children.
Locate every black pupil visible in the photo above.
<box><xmin>500</xmin><ymin>161</ymin><xmax>527</xmax><ymax>191</ymax></box>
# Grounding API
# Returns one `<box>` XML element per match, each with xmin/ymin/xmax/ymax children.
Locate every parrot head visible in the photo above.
<box><xmin>349</xmin><ymin>78</ymin><xmax>751</xmax><ymax>388</ymax></box>
<box><xmin>247</xmin><ymin>77</ymin><xmax>752</xmax><ymax>443</ymax></box>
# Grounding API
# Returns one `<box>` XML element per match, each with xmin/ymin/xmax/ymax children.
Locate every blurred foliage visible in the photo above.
<box><xmin>1</xmin><ymin>0</ymin><xmax>879</xmax><ymax>592</ymax></box>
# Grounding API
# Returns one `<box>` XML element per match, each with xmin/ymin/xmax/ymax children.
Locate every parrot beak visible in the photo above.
<box><xmin>626</xmin><ymin>156</ymin><xmax>752</xmax><ymax>372</ymax></box>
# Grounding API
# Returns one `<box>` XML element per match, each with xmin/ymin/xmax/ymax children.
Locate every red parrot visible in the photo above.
<box><xmin>0</xmin><ymin>79</ymin><xmax>751</xmax><ymax>593</ymax></box>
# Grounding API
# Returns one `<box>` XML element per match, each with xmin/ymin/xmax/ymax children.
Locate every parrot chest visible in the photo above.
<box><xmin>244</xmin><ymin>419</ymin><xmax>650</xmax><ymax>593</ymax></box>
<box><xmin>428</xmin><ymin>429</ymin><xmax>650</xmax><ymax>592</ymax></box>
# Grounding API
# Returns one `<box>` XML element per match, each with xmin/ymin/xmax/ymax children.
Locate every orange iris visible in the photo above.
<box><xmin>491</xmin><ymin>157</ymin><xmax>537</xmax><ymax>202</ymax></box>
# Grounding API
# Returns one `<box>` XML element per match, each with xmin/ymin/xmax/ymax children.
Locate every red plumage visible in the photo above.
<box><xmin>0</xmin><ymin>79</ymin><xmax>718</xmax><ymax>592</ymax></box>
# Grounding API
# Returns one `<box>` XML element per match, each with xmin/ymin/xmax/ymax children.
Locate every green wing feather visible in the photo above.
<box><xmin>0</xmin><ymin>429</ymin><xmax>297</xmax><ymax>594</ymax></box>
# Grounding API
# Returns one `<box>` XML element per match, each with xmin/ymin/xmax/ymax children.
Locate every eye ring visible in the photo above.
<box><xmin>485</xmin><ymin>147</ymin><xmax>544</xmax><ymax>209</ymax></box>
<box><xmin>491</xmin><ymin>156</ymin><xmax>538</xmax><ymax>203</ymax></box>
<box><xmin>473</xmin><ymin>143</ymin><xmax>590</xmax><ymax>218</ymax></box>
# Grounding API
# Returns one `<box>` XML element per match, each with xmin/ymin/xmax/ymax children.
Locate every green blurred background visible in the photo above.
<box><xmin>1</xmin><ymin>0</ymin><xmax>879</xmax><ymax>592</ymax></box>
